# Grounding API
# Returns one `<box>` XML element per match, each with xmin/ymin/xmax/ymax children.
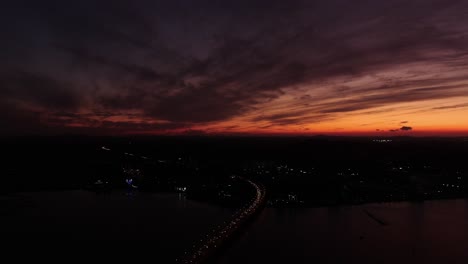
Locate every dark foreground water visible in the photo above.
<box><xmin>2</xmin><ymin>191</ymin><xmax>468</xmax><ymax>263</ymax></box>
<box><xmin>0</xmin><ymin>190</ymin><xmax>234</xmax><ymax>260</ymax></box>
<box><xmin>219</xmin><ymin>200</ymin><xmax>468</xmax><ymax>264</ymax></box>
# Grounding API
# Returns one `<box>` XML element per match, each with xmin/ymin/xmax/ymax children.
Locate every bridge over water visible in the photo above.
<box><xmin>178</xmin><ymin>178</ymin><xmax>266</xmax><ymax>264</ymax></box>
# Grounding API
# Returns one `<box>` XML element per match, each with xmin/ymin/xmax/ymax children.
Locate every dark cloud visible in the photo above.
<box><xmin>433</xmin><ymin>103</ymin><xmax>468</xmax><ymax>110</ymax></box>
<box><xmin>0</xmin><ymin>101</ymin><xmax>43</xmax><ymax>135</ymax></box>
<box><xmin>388</xmin><ymin>126</ymin><xmax>413</xmax><ymax>133</ymax></box>
<box><xmin>300</xmin><ymin>83</ymin><xmax>468</xmax><ymax>118</ymax></box>
<box><xmin>1</xmin><ymin>0</ymin><xmax>468</xmax><ymax>134</ymax></box>
<box><xmin>0</xmin><ymin>71</ymin><xmax>80</xmax><ymax>110</ymax></box>
<box><xmin>181</xmin><ymin>129</ymin><xmax>208</xmax><ymax>136</ymax></box>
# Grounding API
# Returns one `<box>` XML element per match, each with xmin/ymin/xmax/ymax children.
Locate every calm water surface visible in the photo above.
<box><xmin>0</xmin><ymin>190</ymin><xmax>234</xmax><ymax>260</ymax></box>
<box><xmin>3</xmin><ymin>191</ymin><xmax>468</xmax><ymax>263</ymax></box>
<box><xmin>219</xmin><ymin>200</ymin><xmax>468</xmax><ymax>264</ymax></box>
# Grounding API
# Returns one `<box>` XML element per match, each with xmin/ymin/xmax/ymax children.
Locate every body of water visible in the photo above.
<box><xmin>219</xmin><ymin>199</ymin><xmax>468</xmax><ymax>264</ymax></box>
<box><xmin>0</xmin><ymin>190</ymin><xmax>234</xmax><ymax>260</ymax></box>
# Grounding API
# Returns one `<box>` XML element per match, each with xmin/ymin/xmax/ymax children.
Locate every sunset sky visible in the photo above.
<box><xmin>1</xmin><ymin>0</ymin><xmax>468</xmax><ymax>136</ymax></box>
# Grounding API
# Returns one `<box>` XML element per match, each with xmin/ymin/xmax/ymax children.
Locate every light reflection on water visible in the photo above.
<box><xmin>3</xmin><ymin>191</ymin><xmax>468</xmax><ymax>263</ymax></box>
<box><xmin>219</xmin><ymin>200</ymin><xmax>468</xmax><ymax>264</ymax></box>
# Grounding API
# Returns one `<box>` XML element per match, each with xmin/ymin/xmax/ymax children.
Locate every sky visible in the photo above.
<box><xmin>1</xmin><ymin>0</ymin><xmax>468</xmax><ymax>136</ymax></box>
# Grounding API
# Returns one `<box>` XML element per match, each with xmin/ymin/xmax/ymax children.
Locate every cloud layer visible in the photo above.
<box><xmin>1</xmin><ymin>0</ymin><xmax>468</xmax><ymax>135</ymax></box>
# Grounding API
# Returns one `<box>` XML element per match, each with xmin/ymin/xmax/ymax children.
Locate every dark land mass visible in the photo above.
<box><xmin>1</xmin><ymin>135</ymin><xmax>468</xmax><ymax>207</ymax></box>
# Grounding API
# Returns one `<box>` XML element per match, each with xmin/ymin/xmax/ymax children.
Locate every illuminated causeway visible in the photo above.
<box><xmin>178</xmin><ymin>178</ymin><xmax>266</xmax><ymax>264</ymax></box>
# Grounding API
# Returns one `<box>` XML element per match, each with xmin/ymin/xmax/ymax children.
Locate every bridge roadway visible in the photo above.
<box><xmin>177</xmin><ymin>177</ymin><xmax>266</xmax><ymax>264</ymax></box>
